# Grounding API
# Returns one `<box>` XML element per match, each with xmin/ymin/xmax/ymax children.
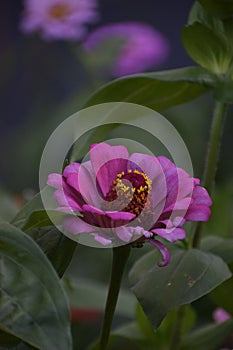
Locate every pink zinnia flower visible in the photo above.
<box><xmin>213</xmin><ymin>308</ymin><xmax>231</xmax><ymax>324</ymax></box>
<box><xmin>47</xmin><ymin>143</ymin><xmax>211</xmax><ymax>266</ymax></box>
<box><xmin>83</xmin><ymin>22</ymin><xmax>169</xmax><ymax>77</ymax></box>
<box><xmin>213</xmin><ymin>308</ymin><xmax>232</xmax><ymax>350</ymax></box>
<box><xmin>20</xmin><ymin>0</ymin><xmax>99</xmax><ymax>40</ymax></box>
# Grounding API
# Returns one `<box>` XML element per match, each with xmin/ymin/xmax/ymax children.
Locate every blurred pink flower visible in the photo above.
<box><xmin>213</xmin><ymin>308</ymin><xmax>232</xmax><ymax>350</ymax></box>
<box><xmin>213</xmin><ymin>308</ymin><xmax>231</xmax><ymax>324</ymax></box>
<box><xmin>20</xmin><ymin>0</ymin><xmax>99</xmax><ymax>40</ymax></box>
<box><xmin>48</xmin><ymin>143</ymin><xmax>211</xmax><ymax>266</ymax></box>
<box><xmin>83</xmin><ymin>22</ymin><xmax>170</xmax><ymax>76</ymax></box>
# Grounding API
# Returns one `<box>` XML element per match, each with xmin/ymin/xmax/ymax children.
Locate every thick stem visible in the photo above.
<box><xmin>99</xmin><ymin>245</ymin><xmax>131</xmax><ymax>350</ymax></box>
<box><xmin>193</xmin><ymin>101</ymin><xmax>227</xmax><ymax>248</ymax></box>
<box><xmin>202</xmin><ymin>101</ymin><xmax>227</xmax><ymax>194</ymax></box>
<box><xmin>169</xmin><ymin>306</ymin><xmax>186</xmax><ymax>350</ymax></box>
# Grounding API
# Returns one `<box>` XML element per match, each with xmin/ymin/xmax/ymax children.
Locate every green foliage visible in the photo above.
<box><xmin>129</xmin><ymin>248</ymin><xmax>231</xmax><ymax>329</ymax></box>
<box><xmin>210</xmin><ymin>275</ymin><xmax>233</xmax><ymax>315</ymax></box>
<box><xmin>180</xmin><ymin>319</ymin><xmax>233</xmax><ymax>350</ymax></box>
<box><xmin>11</xmin><ymin>187</ymin><xmax>77</xmax><ymax>278</ymax></box>
<box><xmin>198</xmin><ymin>0</ymin><xmax>233</xmax><ymax>19</ymax></box>
<box><xmin>84</xmin><ymin>67</ymin><xmax>213</xmax><ymax>111</ymax></box>
<box><xmin>0</xmin><ymin>222</ymin><xmax>72</xmax><ymax>349</ymax></box>
<box><xmin>182</xmin><ymin>23</ymin><xmax>232</xmax><ymax>74</ymax></box>
<box><xmin>201</xmin><ymin>236</ymin><xmax>233</xmax><ymax>263</ymax></box>
<box><xmin>185</xmin><ymin>1</ymin><xmax>233</xmax><ymax>102</ymax></box>
<box><xmin>64</xmin><ymin>277</ymin><xmax>136</xmax><ymax>318</ymax></box>
<box><xmin>28</xmin><ymin>226</ymin><xmax>77</xmax><ymax>278</ymax></box>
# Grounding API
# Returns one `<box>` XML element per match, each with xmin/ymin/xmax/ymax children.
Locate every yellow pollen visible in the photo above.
<box><xmin>49</xmin><ymin>4</ymin><xmax>71</xmax><ymax>19</ymax></box>
<box><xmin>104</xmin><ymin>169</ymin><xmax>152</xmax><ymax>216</ymax></box>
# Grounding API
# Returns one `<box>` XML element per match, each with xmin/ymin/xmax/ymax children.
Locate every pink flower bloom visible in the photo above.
<box><xmin>213</xmin><ymin>308</ymin><xmax>232</xmax><ymax>350</ymax></box>
<box><xmin>213</xmin><ymin>308</ymin><xmax>231</xmax><ymax>324</ymax></box>
<box><xmin>20</xmin><ymin>0</ymin><xmax>99</xmax><ymax>40</ymax></box>
<box><xmin>47</xmin><ymin>143</ymin><xmax>212</xmax><ymax>266</ymax></box>
<box><xmin>83</xmin><ymin>22</ymin><xmax>169</xmax><ymax>77</ymax></box>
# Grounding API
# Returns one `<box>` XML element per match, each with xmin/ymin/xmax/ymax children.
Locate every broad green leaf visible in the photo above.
<box><xmin>189</xmin><ymin>2</ymin><xmax>227</xmax><ymax>33</ymax></box>
<box><xmin>11</xmin><ymin>186</ymin><xmax>55</xmax><ymax>229</ymax></box>
<box><xmin>198</xmin><ymin>0</ymin><xmax>233</xmax><ymax>19</ymax></box>
<box><xmin>210</xmin><ymin>276</ymin><xmax>233</xmax><ymax>315</ymax></box>
<box><xmin>0</xmin><ymin>324</ymin><xmax>21</xmax><ymax>348</ymax></box>
<box><xmin>201</xmin><ymin>236</ymin><xmax>233</xmax><ymax>263</ymax></box>
<box><xmin>64</xmin><ymin>277</ymin><xmax>136</xmax><ymax>318</ymax></box>
<box><xmin>129</xmin><ymin>249</ymin><xmax>231</xmax><ymax>329</ymax></box>
<box><xmin>180</xmin><ymin>319</ymin><xmax>233</xmax><ymax>350</ymax></box>
<box><xmin>28</xmin><ymin>226</ymin><xmax>76</xmax><ymax>277</ymax></box>
<box><xmin>11</xmin><ymin>187</ymin><xmax>77</xmax><ymax>278</ymax></box>
<box><xmin>22</xmin><ymin>210</ymin><xmax>65</xmax><ymax>231</ymax></box>
<box><xmin>182</xmin><ymin>23</ymin><xmax>232</xmax><ymax>74</ymax></box>
<box><xmin>0</xmin><ymin>222</ymin><xmax>72</xmax><ymax>350</ymax></box>
<box><xmin>84</xmin><ymin>67</ymin><xmax>214</xmax><ymax>111</ymax></box>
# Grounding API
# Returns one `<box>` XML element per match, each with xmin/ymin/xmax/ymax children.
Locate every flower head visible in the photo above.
<box><xmin>20</xmin><ymin>0</ymin><xmax>99</xmax><ymax>40</ymax></box>
<box><xmin>83</xmin><ymin>22</ymin><xmax>169</xmax><ymax>76</ymax></box>
<box><xmin>213</xmin><ymin>308</ymin><xmax>232</xmax><ymax>350</ymax></box>
<box><xmin>213</xmin><ymin>308</ymin><xmax>231</xmax><ymax>324</ymax></box>
<box><xmin>48</xmin><ymin>143</ymin><xmax>212</xmax><ymax>266</ymax></box>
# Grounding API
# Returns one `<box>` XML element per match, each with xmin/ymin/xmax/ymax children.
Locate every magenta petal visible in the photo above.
<box><xmin>185</xmin><ymin>204</ymin><xmax>211</xmax><ymax>221</ymax></box>
<box><xmin>63</xmin><ymin>162</ymin><xmax>80</xmax><ymax>178</ymax></box>
<box><xmin>77</xmin><ymin>161</ymin><xmax>103</xmax><ymax>207</ymax></box>
<box><xmin>128</xmin><ymin>153</ymin><xmax>162</xmax><ymax>181</ymax></box>
<box><xmin>106</xmin><ymin>211</ymin><xmax>135</xmax><ymax>221</ymax></box>
<box><xmin>152</xmin><ymin>227</ymin><xmax>186</xmax><ymax>242</ymax></box>
<box><xmin>66</xmin><ymin>173</ymin><xmax>80</xmax><ymax>192</ymax></box>
<box><xmin>63</xmin><ymin>216</ymin><xmax>95</xmax><ymax>234</ymax></box>
<box><xmin>54</xmin><ymin>189</ymin><xmax>81</xmax><ymax>211</ymax></box>
<box><xmin>213</xmin><ymin>308</ymin><xmax>231</xmax><ymax>324</ymax></box>
<box><xmin>115</xmin><ymin>226</ymin><xmax>133</xmax><ymax>242</ymax></box>
<box><xmin>192</xmin><ymin>186</ymin><xmax>212</xmax><ymax>206</ymax></box>
<box><xmin>145</xmin><ymin>238</ymin><xmax>170</xmax><ymax>267</ymax></box>
<box><xmin>47</xmin><ymin>173</ymin><xmax>63</xmax><ymax>189</ymax></box>
<box><xmin>90</xmin><ymin>143</ymin><xmax>129</xmax><ymax>196</ymax></box>
<box><xmin>93</xmin><ymin>234</ymin><xmax>112</xmax><ymax>246</ymax></box>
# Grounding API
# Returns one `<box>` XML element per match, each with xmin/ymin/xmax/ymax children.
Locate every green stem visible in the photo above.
<box><xmin>99</xmin><ymin>245</ymin><xmax>131</xmax><ymax>350</ymax></box>
<box><xmin>193</xmin><ymin>100</ymin><xmax>227</xmax><ymax>248</ymax></box>
<box><xmin>169</xmin><ymin>305</ymin><xmax>186</xmax><ymax>350</ymax></box>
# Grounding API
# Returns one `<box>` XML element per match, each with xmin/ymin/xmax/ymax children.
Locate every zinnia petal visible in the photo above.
<box><xmin>90</xmin><ymin>143</ymin><xmax>129</xmax><ymax>196</ymax></box>
<box><xmin>145</xmin><ymin>238</ymin><xmax>170</xmax><ymax>267</ymax></box>
<box><xmin>152</xmin><ymin>227</ymin><xmax>186</xmax><ymax>242</ymax></box>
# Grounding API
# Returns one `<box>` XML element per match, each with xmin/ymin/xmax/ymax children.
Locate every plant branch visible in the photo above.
<box><xmin>193</xmin><ymin>100</ymin><xmax>227</xmax><ymax>248</ymax></box>
<box><xmin>99</xmin><ymin>245</ymin><xmax>131</xmax><ymax>350</ymax></box>
<box><xmin>169</xmin><ymin>305</ymin><xmax>186</xmax><ymax>350</ymax></box>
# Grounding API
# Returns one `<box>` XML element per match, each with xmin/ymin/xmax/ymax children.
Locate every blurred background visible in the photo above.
<box><xmin>1</xmin><ymin>1</ymin><xmax>233</xmax><ymax>348</ymax></box>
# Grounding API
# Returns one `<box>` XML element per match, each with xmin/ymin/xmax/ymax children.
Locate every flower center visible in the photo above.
<box><xmin>49</xmin><ymin>4</ymin><xmax>71</xmax><ymax>19</ymax></box>
<box><xmin>105</xmin><ymin>169</ymin><xmax>152</xmax><ymax>215</ymax></box>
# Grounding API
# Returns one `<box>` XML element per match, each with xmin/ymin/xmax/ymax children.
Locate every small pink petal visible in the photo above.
<box><xmin>145</xmin><ymin>238</ymin><xmax>170</xmax><ymax>267</ymax></box>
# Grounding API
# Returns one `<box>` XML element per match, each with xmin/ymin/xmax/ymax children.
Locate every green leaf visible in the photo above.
<box><xmin>64</xmin><ymin>277</ymin><xmax>136</xmax><ymax>318</ymax></box>
<box><xmin>11</xmin><ymin>186</ymin><xmax>55</xmax><ymax>229</ymax></box>
<box><xmin>84</xmin><ymin>67</ymin><xmax>214</xmax><ymax>111</ymax></box>
<box><xmin>0</xmin><ymin>324</ymin><xmax>21</xmax><ymax>348</ymax></box>
<box><xmin>201</xmin><ymin>236</ymin><xmax>233</xmax><ymax>263</ymax></box>
<box><xmin>22</xmin><ymin>210</ymin><xmax>65</xmax><ymax>231</ymax></box>
<box><xmin>0</xmin><ymin>222</ymin><xmax>72</xmax><ymax>350</ymax></box>
<box><xmin>198</xmin><ymin>0</ymin><xmax>233</xmax><ymax>19</ymax></box>
<box><xmin>210</xmin><ymin>276</ymin><xmax>233</xmax><ymax>315</ymax></box>
<box><xmin>188</xmin><ymin>2</ymin><xmax>227</xmax><ymax>33</ymax></box>
<box><xmin>28</xmin><ymin>226</ymin><xmax>76</xmax><ymax>278</ymax></box>
<box><xmin>182</xmin><ymin>23</ymin><xmax>232</xmax><ymax>73</ymax></box>
<box><xmin>11</xmin><ymin>187</ymin><xmax>77</xmax><ymax>278</ymax></box>
<box><xmin>180</xmin><ymin>319</ymin><xmax>233</xmax><ymax>350</ymax></box>
<box><xmin>129</xmin><ymin>249</ymin><xmax>231</xmax><ymax>329</ymax></box>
